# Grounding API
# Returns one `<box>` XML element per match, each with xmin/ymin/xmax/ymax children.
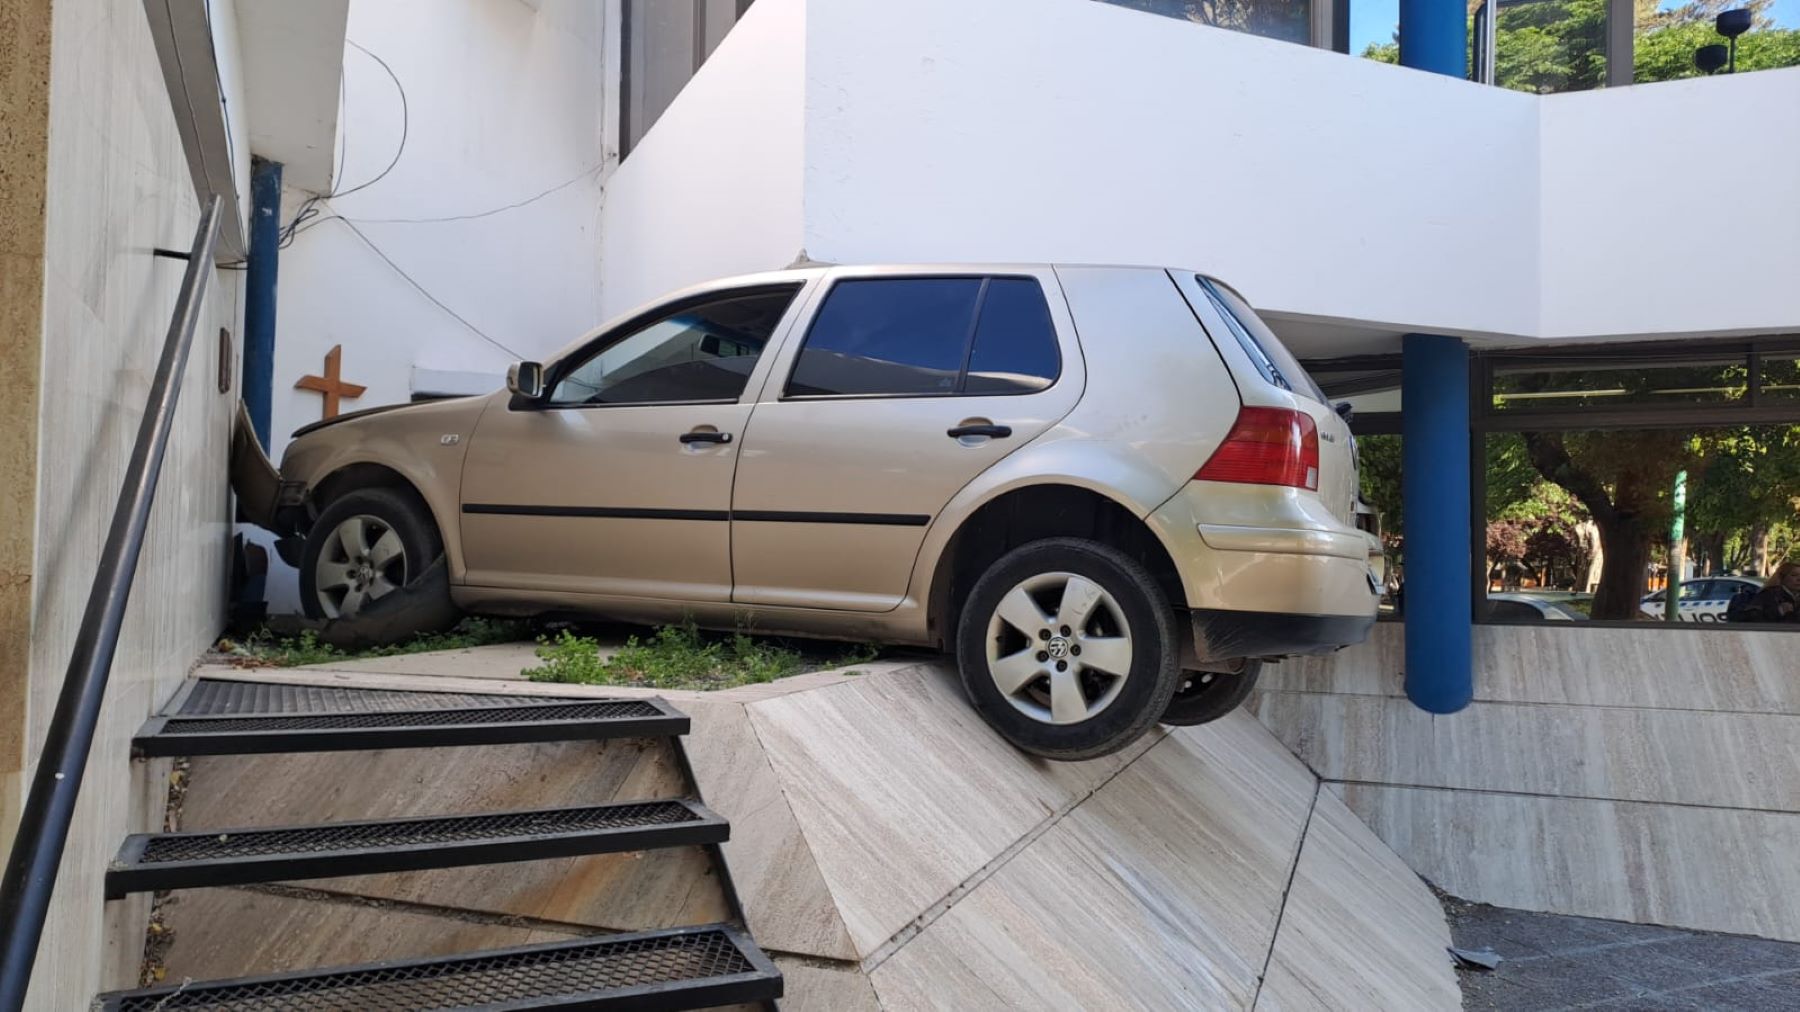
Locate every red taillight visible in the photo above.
<box><xmin>1195</xmin><ymin>406</ymin><xmax>1320</xmax><ymax>491</ymax></box>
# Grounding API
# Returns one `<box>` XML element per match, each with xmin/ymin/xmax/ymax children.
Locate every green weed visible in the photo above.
<box><xmin>222</xmin><ymin>616</ymin><xmax>529</xmax><ymax>667</ymax></box>
<box><xmin>523</xmin><ymin>621</ymin><xmax>880</xmax><ymax>691</ymax></box>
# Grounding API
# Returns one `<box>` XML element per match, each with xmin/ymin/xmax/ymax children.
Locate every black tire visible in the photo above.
<box><xmin>956</xmin><ymin>537</ymin><xmax>1181</xmax><ymax>761</ymax></box>
<box><xmin>299</xmin><ymin>486</ymin><xmax>458</xmax><ymax>643</ymax></box>
<box><xmin>1160</xmin><ymin>661</ymin><xmax>1262</xmax><ymax>727</ymax></box>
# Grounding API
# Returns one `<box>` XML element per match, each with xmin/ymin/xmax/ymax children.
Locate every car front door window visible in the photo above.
<box><xmin>550</xmin><ymin>289</ymin><xmax>797</xmax><ymax>406</ymax></box>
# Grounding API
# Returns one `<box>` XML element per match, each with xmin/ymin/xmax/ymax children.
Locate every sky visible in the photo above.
<box><xmin>1348</xmin><ymin>0</ymin><xmax>1800</xmax><ymax>58</ymax></box>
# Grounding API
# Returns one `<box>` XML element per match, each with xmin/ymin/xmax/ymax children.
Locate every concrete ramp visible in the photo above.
<box><xmin>157</xmin><ymin>659</ymin><xmax>1459</xmax><ymax>1010</ymax></box>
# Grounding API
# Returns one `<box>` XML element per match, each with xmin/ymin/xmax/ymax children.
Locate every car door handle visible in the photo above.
<box><xmin>947</xmin><ymin>424</ymin><xmax>1012</xmax><ymax>439</ymax></box>
<box><xmin>679</xmin><ymin>430</ymin><xmax>732</xmax><ymax>445</ymax></box>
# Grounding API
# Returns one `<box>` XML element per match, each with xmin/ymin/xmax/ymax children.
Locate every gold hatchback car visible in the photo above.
<box><xmin>255</xmin><ymin>264</ymin><xmax>1380</xmax><ymax>759</ymax></box>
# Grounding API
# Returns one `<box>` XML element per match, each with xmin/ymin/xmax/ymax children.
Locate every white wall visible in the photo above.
<box><xmin>596</xmin><ymin>0</ymin><xmax>807</xmax><ymax>319</ymax></box>
<box><xmin>271</xmin><ymin>0</ymin><xmax>608</xmax><ymax>464</ymax></box>
<box><xmin>261</xmin><ymin>0</ymin><xmax>608</xmax><ymax>611</ymax></box>
<box><xmin>800</xmin><ymin>0</ymin><xmax>1544</xmax><ymax>345</ymax></box>
<box><xmin>1538</xmin><ymin>67</ymin><xmax>1800</xmax><ymax>342</ymax></box>
<box><xmin>20</xmin><ymin>1</ymin><xmax>245</xmax><ymax>1005</ymax></box>
<box><xmin>614</xmin><ymin>0</ymin><xmax>1798</xmax><ymax>349</ymax></box>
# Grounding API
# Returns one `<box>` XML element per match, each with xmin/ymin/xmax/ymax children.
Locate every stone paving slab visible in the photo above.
<box><xmin>1448</xmin><ymin>898</ymin><xmax>1800</xmax><ymax>1010</ymax></box>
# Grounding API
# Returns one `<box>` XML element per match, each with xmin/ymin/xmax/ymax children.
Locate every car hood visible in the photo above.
<box><xmin>290</xmin><ymin>398</ymin><xmax>465</xmax><ymax>439</ymax></box>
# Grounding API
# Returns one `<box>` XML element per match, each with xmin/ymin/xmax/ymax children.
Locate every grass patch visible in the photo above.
<box><xmin>524</xmin><ymin>622</ymin><xmax>880</xmax><ymax>691</ymax></box>
<box><xmin>218</xmin><ymin>616</ymin><xmax>530</xmax><ymax>668</ymax></box>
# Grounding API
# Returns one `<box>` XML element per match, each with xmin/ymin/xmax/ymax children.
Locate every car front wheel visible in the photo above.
<box><xmin>956</xmin><ymin>538</ymin><xmax>1180</xmax><ymax>761</ymax></box>
<box><xmin>299</xmin><ymin>487</ymin><xmax>458</xmax><ymax>639</ymax></box>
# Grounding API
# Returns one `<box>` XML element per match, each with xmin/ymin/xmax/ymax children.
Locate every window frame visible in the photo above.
<box><xmin>533</xmin><ymin>282</ymin><xmax>803</xmax><ymax>411</ymax></box>
<box><xmin>1307</xmin><ymin>336</ymin><xmax>1800</xmax><ymax>632</ymax></box>
<box><xmin>779</xmin><ymin>273</ymin><xmax>1063</xmax><ymax>403</ymax></box>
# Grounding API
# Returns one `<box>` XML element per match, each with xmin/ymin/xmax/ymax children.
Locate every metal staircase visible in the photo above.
<box><xmin>99</xmin><ymin>681</ymin><xmax>782</xmax><ymax>1010</ymax></box>
<box><xmin>0</xmin><ymin>198</ymin><xmax>782</xmax><ymax>1009</ymax></box>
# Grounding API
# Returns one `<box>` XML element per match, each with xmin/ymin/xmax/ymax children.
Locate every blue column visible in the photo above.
<box><xmin>243</xmin><ymin>158</ymin><xmax>283</xmax><ymax>449</ymax></box>
<box><xmin>1402</xmin><ymin>333</ymin><xmax>1473</xmax><ymax>713</ymax></box>
<box><xmin>1400</xmin><ymin>0</ymin><xmax>1467</xmax><ymax>78</ymax></box>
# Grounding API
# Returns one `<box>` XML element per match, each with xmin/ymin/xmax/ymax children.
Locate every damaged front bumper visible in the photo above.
<box><xmin>229</xmin><ymin>399</ymin><xmax>309</xmax><ymax>550</ymax></box>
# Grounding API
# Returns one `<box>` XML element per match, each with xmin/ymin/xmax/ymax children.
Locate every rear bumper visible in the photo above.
<box><xmin>1190</xmin><ymin>609</ymin><xmax>1375</xmax><ymax>661</ymax></box>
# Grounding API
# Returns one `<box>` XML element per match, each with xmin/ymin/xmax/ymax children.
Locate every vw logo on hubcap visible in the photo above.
<box><xmin>1046</xmin><ymin>635</ymin><xmax>1072</xmax><ymax>659</ymax></box>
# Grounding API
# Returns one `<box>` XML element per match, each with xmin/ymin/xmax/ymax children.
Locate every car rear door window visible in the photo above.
<box><xmin>786</xmin><ymin>278</ymin><xmax>980</xmax><ymax>397</ymax></box>
<box><xmin>965</xmin><ymin>278</ymin><xmax>1060</xmax><ymax>395</ymax></box>
<box><xmin>549</xmin><ymin>287</ymin><xmax>799</xmax><ymax>406</ymax></box>
<box><xmin>786</xmin><ymin>276</ymin><xmax>1060</xmax><ymax>398</ymax></box>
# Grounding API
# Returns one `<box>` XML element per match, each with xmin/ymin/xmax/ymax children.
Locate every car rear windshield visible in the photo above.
<box><xmin>1197</xmin><ymin>277</ymin><xmax>1326</xmax><ymax>404</ymax></box>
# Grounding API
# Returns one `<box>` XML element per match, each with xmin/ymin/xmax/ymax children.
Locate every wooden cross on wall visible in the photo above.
<box><xmin>295</xmin><ymin>344</ymin><xmax>368</xmax><ymax>420</ymax></box>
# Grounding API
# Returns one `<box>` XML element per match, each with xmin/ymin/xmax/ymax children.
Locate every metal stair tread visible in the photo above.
<box><xmin>132</xmin><ymin>698</ymin><xmax>688</xmax><ymax>756</ymax></box>
<box><xmin>105</xmin><ymin>798</ymin><xmax>727</xmax><ymax>898</ymax></box>
<box><xmin>94</xmin><ymin>923</ymin><xmax>782</xmax><ymax>1011</ymax></box>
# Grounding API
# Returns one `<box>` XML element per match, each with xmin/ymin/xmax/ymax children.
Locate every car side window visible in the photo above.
<box><xmin>1198</xmin><ymin>277</ymin><xmax>1328</xmax><ymax>404</ymax></box>
<box><xmin>547</xmin><ymin>286</ymin><xmax>799</xmax><ymax>406</ymax></box>
<box><xmin>785</xmin><ymin>276</ymin><xmax>1059</xmax><ymax>398</ymax></box>
<box><xmin>965</xmin><ymin>278</ymin><xmax>1060</xmax><ymax>395</ymax></box>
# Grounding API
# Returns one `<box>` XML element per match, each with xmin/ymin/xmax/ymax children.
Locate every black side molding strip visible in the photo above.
<box><xmin>731</xmin><ymin>510</ymin><xmax>930</xmax><ymax>527</ymax></box>
<box><xmin>463</xmin><ymin>504</ymin><xmax>932</xmax><ymax>526</ymax></box>
<box><xmin>464</xmin><ymin>504</ymin><xmax>730</xmax><ymax>522</ymax></box>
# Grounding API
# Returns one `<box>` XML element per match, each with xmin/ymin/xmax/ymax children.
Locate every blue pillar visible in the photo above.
<box><xmin>1400</xmin><ymin>0</ymin><xmax>1467</xmax><ymax>78</ymax></box>
<box><xmin>1402</xmin><ymin>334</ymin><xmax>1473</xmax><ymax>713</ymax></box>
<box><xmin>243</xmin><ymin>158</ymin><xmax>283</xmax><ymax>449</ymax></box>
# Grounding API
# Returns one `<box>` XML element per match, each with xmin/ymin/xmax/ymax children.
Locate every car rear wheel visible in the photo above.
<box><xmin>956</xmin><ymin>538</ymin><xmax>1180</xmax><ymax>761</ymax></box>
<box><xmin>1160</xmin><ymin>661</ymin><xmax>1262</xmax><ymax>726</ymax></box>
<box><xmin>300</xmin><ymin>488</ymin><xmax>457</xmax><ymax>637</ymax></box>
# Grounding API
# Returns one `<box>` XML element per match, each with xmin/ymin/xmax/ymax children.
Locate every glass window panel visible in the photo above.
<box><xmin>786</xmin><ymin>279</ymin><xmax>982</xmax><ymax>398</ymax></box>
<box><xmin>1480</xmin><ymin>0</ymin><xmax>1608</xmax><ymax>95</ymax></box>
<box><xmin>1481</xmin><ymin>425</ymin><xmax>1800</xmax><ymax>624</ymax></box>
<box><xmin>1491</xmin><ymin>356</ymin><xmax>1750</xmax><ymax>411</ymax></box>
<box><xmin>1093</xmin><ymin>0</ymin><xmax>1313</xmax><ymax>45</ymax></box>
<box><xmin>1353</xmin><ymin>0</ymin><xmax>1400</xmax><ymax>62</ymax></box>
<box><xmin>965</xmin><ymin>279</ymin><xmax>1061</xmax><ymax>396</ymax></box>
<box><xmin>1634</xmin><ymin>0</ymin><xmax>1800</xmax><ymax>84</ymax></box>
<box><xmin>1356</xmin><ymin>433</ymin><xmax>1404</xmax><ymax>616</ymax></box>
<box><xmin>550</xmin><ymin>288</ymin><xmax>796</xmax><ymax>405</ymax></box>
<box><xmin>1762</xmin><ymin>354</ymin><xmax>1800</xmax><ymax>400</ymax></box>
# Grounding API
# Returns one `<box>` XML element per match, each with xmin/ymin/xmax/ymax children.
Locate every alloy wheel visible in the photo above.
<box><xmin>985</xmin><ymin>571</ymin><xmax>1134</xmax><ymax>725</ymax></box>
<box><xmin>313</xmin><ymin>514</ymin><xmax>407</xmax><ymax>618</ymax></box>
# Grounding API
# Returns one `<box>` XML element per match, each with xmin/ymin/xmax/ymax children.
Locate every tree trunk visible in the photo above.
<box><xmin>1755</xmin><ymin>525</ymin><xmax>1772</xmax><ymax>577</ymax></box>
<box><xmin>1592</xmin><ymin>519</ymin><xmax>1652</xmax><ymax>620</ymax></box>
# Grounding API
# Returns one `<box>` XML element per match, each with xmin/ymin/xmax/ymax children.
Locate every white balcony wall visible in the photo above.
<box><xmin>602</xmin><ymin>0</ymin><xmax>1800</xmax><ymax>349</ymax></box>
<box><xmin>800</xmin><ymin>0</ymin><xmax>1542</xmax><ymax>345</ymax></box>
<box><xmin>1538</xmin><ymin>67</ymin><xmax>1800</xmax><ymax>342</ymax></box>
<box><xmin>598</xmin><ymin>0</ymin><xmax>807</xmax><ymax>320</ymax></box>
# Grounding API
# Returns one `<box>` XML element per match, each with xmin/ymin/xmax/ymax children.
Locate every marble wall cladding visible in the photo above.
<box><xmin>163</xmin><ymin>668</ymin><xmax>1460</xmax><ymax>1011</ymax></box>
<box><xmin>1254</xmin><ymin>692</ymin><xmax>1800</xmax><ymax>812</ymax></box>
<box><xmin>869</xmin><ymin>716</ymin><xmax>1317</xmax><ymax>1010</ymax></box>
<box><xmin>1341</xmin><ymin>783</ymin><xmax>1800</xmax><ymax>944</ymax></box>
<box><xmin>744</xmin><ymin>663</ymin><xmax>1164</xmax><ymax>959</ymax></box>
<box><xmin>1267</xmin><ymin>621</ymin><xmax>1800</xmax><ymax>715</ymax></box>
<box><xmin>1255</xmin><ymin>790</ymin><xmax>1460</xmax><ymax>1012</ymax></box>
<box><xmin>180</xmin><ymin>737</ymin><xmax>731</xmax><ymax>932</ymax></box>
<box><xmin>157</xmin><ymin>886</ymin><xmax>585</xmax><ymax>982</ymax></box>
<box><xmin>20</xmin><ymin>0</ymin><xmax>243</xmax><ymax>1006</ymax></box>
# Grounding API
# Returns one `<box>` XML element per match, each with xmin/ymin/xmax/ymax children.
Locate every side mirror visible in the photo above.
<box><xmin>1334</xmin><ymin>400</ymin><xmax>1355</xmax><ymax>424</ymax></box>
<box><xmin>507</xmin><ymin>361</ymin><xmax>545</xmax><ymax>401</ymax></box>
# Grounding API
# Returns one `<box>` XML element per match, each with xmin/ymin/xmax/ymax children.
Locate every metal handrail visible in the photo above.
<box><xmin>0</xmin><ymin>195</ymin><xmax>223</xmax><ymax>1010</ymax></box>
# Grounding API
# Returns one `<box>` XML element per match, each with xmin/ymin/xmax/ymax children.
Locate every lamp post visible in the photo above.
<box><xmin>1697</xmin><ymin>7</ymin><xmax>1753</xmax><ymax>74</ymax></box>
